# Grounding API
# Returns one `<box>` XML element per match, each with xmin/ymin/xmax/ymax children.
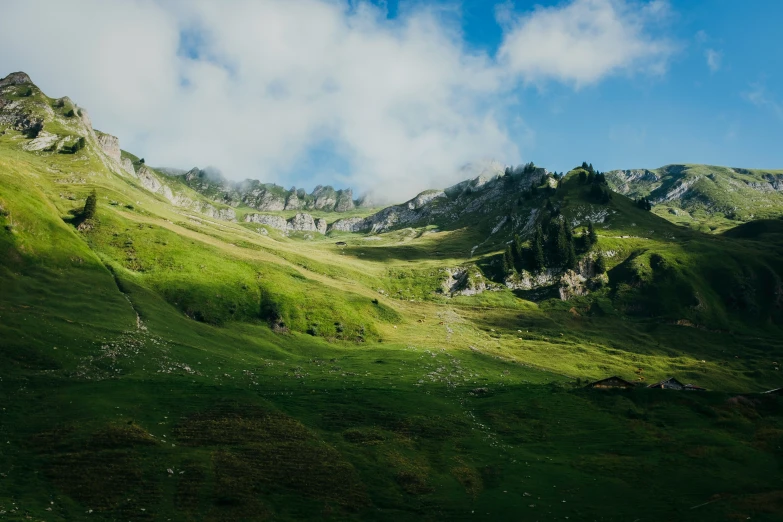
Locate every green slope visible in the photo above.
<box><xmin>1</xmin><ymin>72</ymin><xmax>783</xmax><ymax>521</ymax></box>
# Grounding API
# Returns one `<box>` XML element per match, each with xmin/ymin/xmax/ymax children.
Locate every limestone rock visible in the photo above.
<box><xmin>0</xmin><ymin>72</ymin><xmax>33</xmax><ymax>88</ymax></box>
<box><xmin>22</xmin><ymin>131</ymin><xmax>59</xmax><ymax>152</ymax></box>
<box><xmin>121</xmin><ymin>157</ymin><xmax>136</xmax><ymax>176</ymax></box>
<box><xmin>334</xmin><ymin>189</ymin><xmax>355</xmax><ymax>212</ymax></box>
<box><xmin>285</xmin><ymin>191</ymin><xmax>301</xmax><ymax>210</ymax></box>
<box><xmin>244</xmin><ymin>214</ymin><xmax>287</xmax><ymax>231</ymax></box>
<box><xmin>287</xmin><ymin>212</ymin><xmax>318</xmax><ymax>232</ymax></box>
<box><xmin>244</xmin><ymin>189</ymin><xmax>285</xmax><ymax>211</ymax></box>
<box><xmin>311</xmin><ymin>186</ymin><xmax>337</xmax><ymax>210</ymax></box>
<box><xmin>96</xmin><ymin>132</ymin><xmax>121</xmax><ymax>162</ymax></box>
<box><xmin>137</xmin><ymin>165</ymin><xmax>164</xmax><ymax>194</ymax></box>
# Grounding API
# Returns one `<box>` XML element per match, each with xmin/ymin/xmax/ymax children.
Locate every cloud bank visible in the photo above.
<box><xmin>0</xmin><ymin>0</ymin><xmax>673</xmax><ymax>203</ymax></box>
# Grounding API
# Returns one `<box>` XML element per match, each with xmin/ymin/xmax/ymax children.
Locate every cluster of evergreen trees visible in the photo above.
<box><xmin>635</xmin><ymin>197</ymin><xmax>653</xmax><ymax>211</ymax></box>
<box><xmin>503</xmin><ymin>220</ymin><xmax>605</xmax><ymax>274</ymax></box>
<box><xmin>504</xmin><ymin>162</ymin><xmax>537</xmax><ymax>177</ymax></box>
<box><xmin>574</xmin><ymin>162</ymin><xmax>612</xmax><ymax>204</ymax></box>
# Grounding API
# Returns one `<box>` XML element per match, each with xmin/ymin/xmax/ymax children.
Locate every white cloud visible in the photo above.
<box><xmin>497</xmin><ymin>0</ymin><xmax>674</xmax><ymax>87</ymax></box>
<box><xmin>744</xmin><ymin>83</ymin><xmax>783</xmax><ymax>120</ymax></box>
<box><xmin>705</xmin><ymin>48</ymin><xmax>722</xmax><ymax>72</ymax></box>
<box><xmin>0</xmin><ymin>0</ymin><xmax>674</xmax><ymax>202</ymax></box>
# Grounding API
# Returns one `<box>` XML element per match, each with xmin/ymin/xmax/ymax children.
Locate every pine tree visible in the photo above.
<box><xmin>503</xmin><ymin>246</ymin><xmax>514</xmax><ymax>275</ymax></box>
<box><xmin>594</xmin><ymin>252</ymin><xmax>606</xmax><ymax>274</ymax></box>
<box><xmin>82</xmin><ymin>190</ymin><xmax>97</xmax><ymax>220</ymax></box>
<box><xmin>556</xmin><ymin>221</ymin><xmax>569</xmax><ymax>266</ymax></box>
<box><xmin>587</xmin><ymin>221</ymin><xmax>597</xmax><ymax>247</ymax></box>
<box><xmin>578</xmin><ymin>171</ymin><xmax>587</xmax><ymax>184</ymax></box>
<box><xmin>565</xmin><ymin>240</ymin><xmax>577</xmax><ymax>270</ymax></box>
<box><xmin>512</xmin><ymin>234</ymin><xmax>524</xmax><ymax>271</ymax></box>
<box><xmin>531</xmin><ymin>224</ymin><xmax>545</xmax><ymax>271</ymax></box>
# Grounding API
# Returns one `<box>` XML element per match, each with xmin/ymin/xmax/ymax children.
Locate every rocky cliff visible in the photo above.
<box><xmin>177</xmin><ymin>168</ymin><xmax>358</xmax><ymax>213</ymax></box>
<box><xmin>245</xmin><ymin>212</ymin><xmax>327</xmax><ymax>234</ymax></box>
<box><xmin>328</xmin><ymin>167</ymin><xmax>542</xmax><ymax>234</ymax></box>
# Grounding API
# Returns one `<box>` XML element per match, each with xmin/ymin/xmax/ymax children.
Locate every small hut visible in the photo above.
<box><xmin>647</xmin><ymin>377</ymin><xmax>685</xmax><ymax>390</ymax></box>
<box><xmin>683</xmin><ymin>383</ymin><xmax>707</xmax><ymax>391</ymax></box>
<box><xmin>585</xmin><ymin>376</ymin><xmax>636</xmax><ymax>390</ymax></box>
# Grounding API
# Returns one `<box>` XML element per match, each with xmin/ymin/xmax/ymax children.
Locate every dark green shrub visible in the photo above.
<box><xmin>82</xmin><ymin>190</ymin><xmax>97</xmax><ymax>220</ymax></box>
<box><xmin>594</xmin><ymin>253</ymin><xmax>606</xmax><ymax>274</ymax></box>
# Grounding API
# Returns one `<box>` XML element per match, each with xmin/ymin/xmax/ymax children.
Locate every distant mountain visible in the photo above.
<box><xmin>174</xmin><ymin>167</ymin><xmax>359</xmax><ymax>213</ymax></box>
<box><xmin>606</xmin><ymin>164</ymin><xmax>783</xmax><ymax>231</ymax></box>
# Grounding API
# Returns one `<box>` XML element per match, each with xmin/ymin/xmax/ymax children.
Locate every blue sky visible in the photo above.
<box><xmin>1</xmin><ymin>0</ymin><xmax>781</xmax><ymax>201</ymax></box>
<box><xmin>387</xmin><ymin>0</ymin><xmax>783</xmax><ymax>174</ymax></box>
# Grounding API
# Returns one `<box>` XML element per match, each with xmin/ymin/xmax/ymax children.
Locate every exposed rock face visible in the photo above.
<box><xmin>328</xmin><ymin>216</ymin><xmax>367</xmax><ymax>233</ymax></box>
<box><xmin>121</xmin><ymin>158</ymin><xmax>136</xmax><ymax>176</ymax></box>
<box><xmin>311</xmin><ymin>185</ymin><xmax>337</xmax><ymax>210</ymax></box>
<box><xmin>285</xmin><ymin>192</ymin><xmax>301</xmax><ymax>210</ymax></box>
<box><xmin>760</xmin><ymin>174</ymin><xmax>783</xmax><ymax>192</ymax></box>
<box><xmin>327</xmin><ymin>169</ymin><xmax>540</xmax><ymax>235</ymax></box>
<box><xmin>287</xmin><ymin>212</ymin><xmax>318</xmax><ymax>232</ymax></box>
<box><xmin>135</xmin><ymin>166</ymin><xmax>237</xmax><ymax>221</ymax></box>
<box><xmin>609</xmin><ymin>169</ymin><xmax>660</xmax><ymax>194</ymax></box>
<box><xmin>0</xmin><ymin>72</ymin><xmax>32</xmax><ymax>88</ymax></box>
<box><xmin>413</xmin><ymin>190</ymin><xmax>445</xmax><ymax>209</ymax></box>
<box><xmin>558</xmin><ymin>270</ymin><xmax>589</xmax><ymax>300</ymax></box>
<box><xmin>137</xmin><ymin>165</ymin><xmax>164</xmax><ymax>194</ymax></box>
<box><xmin>174</xmin><ymin>168</ymin><xmax>357</xmax><ymax>213</ymax></box>
<box><xmin>243</xmin><ymin>188</ymin><xmax>286</xmax><ymax>211</ymax></box>
<box><xmin>442</xmin><ymin>267</ymin><xmax>496</xmax><ymax>296</ymax></box>
<box><xmin>659</xmin><ymin>177</ymin><xmax>700</xmax><ymax>204</ymax></box>
<box><xmin>0</xmin><ymin>99</ymin><xmax>44</xmax><ymax>136</ymax></box>
<box><xmin>505</xmin><ymin>269</ymin><xmax>560</xmax><ymax>291</ymax></box>
<box><xmin>334</xmin><ymin>189</ymin><xmax>355</xmax><ymax>212</ymax></box>
<box><xmin>96</xmin><ymin>132</ymin><xmax>121</xmax><ymax>162</ymax></box>
<box><xmin>244</xmin><ymin>214</ymin><xmax>287</xmax><ymax>230</ymax></box>
<box><xmin>22</xmin><ymin>131</ymin><xmax>59</xmax><ymax>151</ymax></box>
<box><xmin>244</xmin><ymin>212</ymin><xmax>328</xmax><ymax>234</ymax></box>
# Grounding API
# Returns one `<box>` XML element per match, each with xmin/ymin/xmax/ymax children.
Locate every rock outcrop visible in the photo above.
<box><xmin>442</xmin><ymin>266</ymin><xmax>498</xmax><ymax>296</ymax></box>
<box><xmin>327</xmin><ymin>169</ymin><xmax>539</xmax><ymax>235</ymax></box>
<box><xmin>176</xmin><ymin>169</ymin><xmax>357</xmax><ymax>213</ymax></box>
<box><xmin>245</xmin><ymin>214</ymin><xmax>287</xmax><ymax>230</ymax></box>
<box><xmin>244</xmin><ymin>212</ymin><xmax>328</xmax><ymax>234</ymax></box>
<box><xmin>121</xmin><ymin>157</ymin><xmax>136</xmax><ymax>176</ymax></box>
<box><xmin>96</xmin><ymin>132</ymin><xmax>121</xmax><ymax>162</ymax></box>
<box><xmin>0</xmin><ymin>71</ymin><xmax>32</xmax><ymax>88</ymax></box>
<box><xmin>284</xmin><ymin>191</ymin><xmax>301</xmax><ymax>210</ymax></box>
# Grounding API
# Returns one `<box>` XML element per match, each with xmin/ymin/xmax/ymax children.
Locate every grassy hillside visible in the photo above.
<box><xmin>606</xmin><ymin>164</ymin><xmax>783</xmax><ymax>233</ymax></box>
<box><xmin>1</xmin><ymin>74</ymin><xmax>783</xmax><ymax>521</ymax></box>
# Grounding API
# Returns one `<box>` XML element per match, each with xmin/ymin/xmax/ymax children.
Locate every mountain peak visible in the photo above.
<box><xmin>0</xmin><ymin>71</ymin><xmax>33</xmax><ymax>88</ymax></box>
